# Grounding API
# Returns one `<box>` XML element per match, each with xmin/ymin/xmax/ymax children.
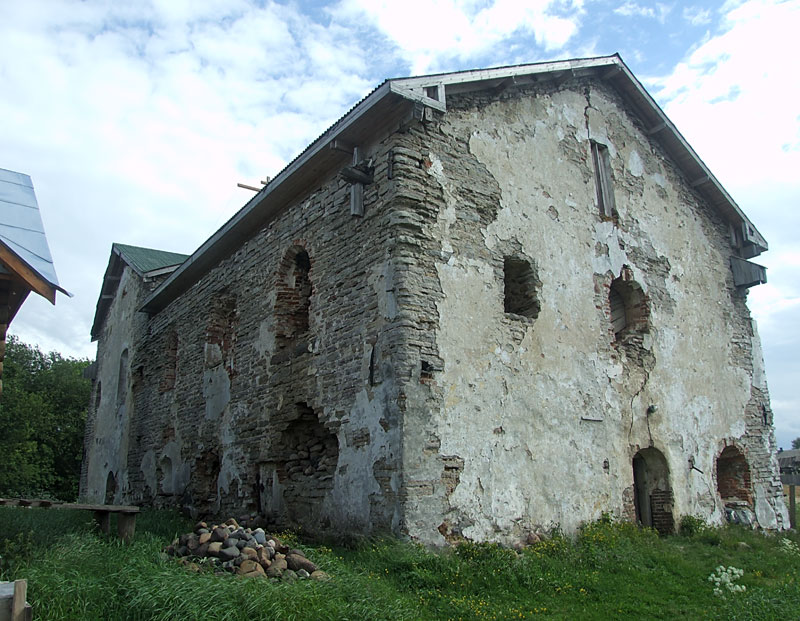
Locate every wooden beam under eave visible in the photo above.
<box><xmin>0</xmin><ymin>243</ymin><xmax>57</xmax><ymax>304</ymax></box>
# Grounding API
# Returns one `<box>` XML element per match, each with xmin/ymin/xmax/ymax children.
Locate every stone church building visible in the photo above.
<box><xmin>80</xmin><ymin>55</ymin><xmax>789</xmax><ymax>544</ymax></box>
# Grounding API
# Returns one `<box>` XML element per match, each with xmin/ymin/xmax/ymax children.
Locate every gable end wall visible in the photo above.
<box><xmin>389</xmin><ymin>77</ymin><xmax>787</xmax><ymax>544</ymax></box>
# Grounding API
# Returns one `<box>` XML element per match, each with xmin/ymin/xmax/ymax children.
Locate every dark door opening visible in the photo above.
<box><xmin>632</xmin><ymin>447</ymin><xmax>674</xmax><ymax>534</ymax></box>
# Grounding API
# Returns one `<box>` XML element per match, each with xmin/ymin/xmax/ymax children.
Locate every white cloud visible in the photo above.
<box><xmin>335</xmin><ymin>0</ymin><xmax>583</xmax><ymax>74</ymax></box>
<box><xmin>648</xmin><ymin>0</ymin><xmax>800</xmax><ymax>190</ymax></box>
<box><xmin>614</xmin><ymin>1</ymin><xmax>672</xmax><ymax>22</ymax></box>
<box><xmin>0</xmin><ymin>0</ymin><xmax>376</xmax><ymax>357</ymax></box>
<box><xmin>682</xmin><ymin>5</ymin><xmax>713</xmax><ymax>25</ymax></box>
<box><xmin>647</xmin><ymin>0</ymin><xmax>800</xmax><ymax>457</ymax></box>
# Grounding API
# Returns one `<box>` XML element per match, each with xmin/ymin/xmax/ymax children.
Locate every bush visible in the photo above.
<box><xmin>679</xmin><ymin>515</ymin><xmax>709</xmax><ymax>537</ymax></box>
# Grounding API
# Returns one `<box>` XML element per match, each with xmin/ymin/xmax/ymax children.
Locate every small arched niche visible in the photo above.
<box><xmin>716</xmin><ymin>445</ymin><xmax>753</xmax><ymax>506</ymax></box>
<box><xmin>105</xmin><ymin>470</ymin><xmax>117</xmax><ymax>504</ymax></box>
<box><xmin>116</xmin><ymin>349</ymin><xmax>129</xmax><ymax>408</ymax></box>
<box><xmin>275</xmin><ymin>245</ymin><xmax>313</xmax><ymax>347</ymax></box>
<box><xmin>609</xmin><ymin>267</ymin><xmax>649</xmax><ymax>341</ymax></box>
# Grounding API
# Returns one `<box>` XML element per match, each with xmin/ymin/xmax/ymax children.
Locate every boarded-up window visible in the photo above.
<box><xmin>591</xmin><ymin>141</ymin><xmax>616</xmax><ymax>218</ymax></box>
<box><xmin>609</xmin><ymin>286</ymin><xmax>626</xmax><ymax>334</ymax></box>
<box><xmin>503</xmin><ymin>257</ymin><xmax>540</xmax><ymax>319</ymax></box>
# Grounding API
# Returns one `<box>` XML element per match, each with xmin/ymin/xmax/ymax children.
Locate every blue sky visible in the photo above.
<box><xmin>0</xmin><ymin>0</ymin><xmax>797</xmax><ymax>448</ymax></box>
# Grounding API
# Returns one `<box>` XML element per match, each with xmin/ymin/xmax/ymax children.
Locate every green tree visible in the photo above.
<box><xmin>0</xmin><ymin>335</ymin><xmax>92</xmax><ymax>500</ymax></box>
<box><xmin>792</xmin><ymin>437</ymin><xmax>800</xmax><ymax>450</ymax></box>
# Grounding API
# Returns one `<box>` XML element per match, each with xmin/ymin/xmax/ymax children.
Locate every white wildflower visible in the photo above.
<box><xmin>708</xmin><ymin>566</ymin><xmax>746</xmax><ymax>596</ymax></box>
<box><xmin>778</xmin><ymin>538</ymin><xmax>799</xmax><ymax>556</ymax></box>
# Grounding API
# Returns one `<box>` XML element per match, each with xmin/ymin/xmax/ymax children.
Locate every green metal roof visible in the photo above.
<box><xmin>91</xmin><ymin>243</ymin><xmax>189</xmax><ymax>341</ymax></box>
<box><xmin>113</xmin><ymin>243</ymin><xmax>189</xmax><ymax>275</ymax></box>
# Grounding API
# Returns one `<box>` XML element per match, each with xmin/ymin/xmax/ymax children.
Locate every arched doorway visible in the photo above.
<box><xmin>632</xmin><ymin>448</ymin><xmax>674</xmax><ymax>534</ymax></box>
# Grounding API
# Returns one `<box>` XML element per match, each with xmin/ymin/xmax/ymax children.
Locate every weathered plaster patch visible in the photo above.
<box><xmin>326</xmin><ymin>385</ymin><xmax>398</xmax><ymax>531</ymax></box>
<box><xmin>627</xmin><ymin>150</ymin><xmax>644</xmax><ymax>177</ymax></box>
<box><xmin>203</xmin><ymin>364</ymin><xmax>231</xmax><ymax>420</ymax></box>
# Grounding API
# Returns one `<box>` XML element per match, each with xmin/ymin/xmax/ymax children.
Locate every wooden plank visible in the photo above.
<box><xmin>94</xmin><ymin>510</ymin><xmax>111</xmax><ymax>534</ymax></box>
<box><xmin>11</xmin><ymin>581</ymin><xmax>25</xmax><ymax>621</ymax></box>
<box><xmin>0</xmin><ymin>498</ymin><xmax>139</xmax><ymax>513</ymax></box>
<box><xmin>610</xmin><ymin>289</ymin><xmax>626</xmax><ymax>334</ymax></box>
<box><xmin>65</xmin><ymin>503</ymin><xmax>139</xmax><ymax>513</ymax></box>
<box><xmin>117</xmin><ymin>513</ymin><xmax>137</xmax><ymax>542</ymax></box>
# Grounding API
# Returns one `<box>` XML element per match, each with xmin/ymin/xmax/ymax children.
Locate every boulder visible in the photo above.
<box><xmin>219</xmin><ymin>546</ymin><xmax>240</xmax><ymax>562</ymax></box>
<box><xmin>286</xmin><ymin>553</ymin><xmax>317</xmax><ymax>574</ymax></box>
<box><xmin>238</xmin><ymin>560</ymin><xmax>265</xmax><ymax>576</ymax></box>
<box><xmin>210</xmin><ymin>527</ymin><xmax>228</xmax><ymax>543</ymax></box>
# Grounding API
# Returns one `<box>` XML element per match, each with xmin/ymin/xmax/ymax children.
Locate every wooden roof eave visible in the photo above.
<box><xmin>0</xmin><ymin>240</ymin><xmax>60</xmax><ymax>305</ymax></box>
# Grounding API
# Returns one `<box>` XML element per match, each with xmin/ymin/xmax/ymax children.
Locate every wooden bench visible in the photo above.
<box><xmin>0</xmin><ymin>580</ymin><xmax>32</xmax><ymax>621</ymax></box>
<box><xmin>0</xmin><ymin>498</ymin><xmax>140</xmax><ymax>541</ymax></box>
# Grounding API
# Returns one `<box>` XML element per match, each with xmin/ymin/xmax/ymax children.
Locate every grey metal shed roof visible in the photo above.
<box><xmin>0</xmin><ymin>167</ymin><xmax>64</xmax><ymax>292</ymax></box>
<box><xmin>140</xmin><ymin>54</ymin><xmax>768</xmax><ymax>315</ymax></box>
<box><xmin>778</xmin><ymin>449</ymin><xmax>800</xmax><ymax>486</ymax></box>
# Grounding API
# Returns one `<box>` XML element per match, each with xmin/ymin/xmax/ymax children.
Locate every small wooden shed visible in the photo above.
<box><xmin>0</xmin><ymin>168</ymin><xmax>68</xmax><ymax>394</ymax></box>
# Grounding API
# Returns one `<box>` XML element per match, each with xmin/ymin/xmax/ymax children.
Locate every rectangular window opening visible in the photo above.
<box><xmin>591</xmin><ymin>141</ymin><xmax>616</xmax><ymax>218</ymax></box>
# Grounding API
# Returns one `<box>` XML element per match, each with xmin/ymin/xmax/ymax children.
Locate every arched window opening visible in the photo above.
<box><xmin>105</xmin><ymin>470</ymin><xmax>117</xmax><ymax>504</ymax></box>
<box><xmin>275</xmin><ymin>245</ymin><xmax>313</xmax><ymax>349</ymax></box>
<box><xmin>503</xmin><ymin>256</ymin><xmax>541</xmax><ymax>320</ymax></box>
<box><xmin>632</xmin><ymin>447</ymin><xmax>674</xmax><ymax>534</ymax></box>
<box><xmin>205</xmin><ymin>295</ymin><xmax>237</xmax><ymax>375</ymax></box>
<box><xmin>159</xmin><ymin>455</ymin><xmax>174</xmax><ymax>495</ymax></box>
<box><xmin>716</xmin><ymin>446</ymin><xmax>752</xmax><ymax>506</ymax></box>
<box><xmin>116</xmin><ymin>349</ymin><xmax>129</xmax><ymax>408</ymax></box>
<box><xmin>160</xmin><ymin>329</ymin><xmax>178</xmax><ymax>392</ymax></box>
<box><xmin>609</xmin><ymin>268</ymin><xmax>649</xmax><ymax>341</ymax></box>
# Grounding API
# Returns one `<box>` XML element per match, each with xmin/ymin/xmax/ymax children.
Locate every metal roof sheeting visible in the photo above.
<box><xmin>90</xmin><ymin>243</ymin><xmax>189</xmax><ymax>340</ymax></box>
<box><xmin>0</xmin><ymin>167</ymin><xmax>63</xmax><ymax>291</ymax></box>
<box><xmin>140</xmin><ymin>54</ymin><xmax>768</xmax><ymax>315</ymax></box>
<box><xmin>113</xmin><ymin>243</ymin><xmax>189</xmax><ymax>276</ymax></box>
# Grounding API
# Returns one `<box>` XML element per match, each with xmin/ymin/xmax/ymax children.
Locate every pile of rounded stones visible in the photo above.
<box><xmin>164</xmin><ymin>518</ymin><xmax>329</xmax><ymax>581</ymax></box>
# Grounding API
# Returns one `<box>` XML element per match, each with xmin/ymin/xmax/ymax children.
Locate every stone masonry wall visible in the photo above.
<box><xmin>87</xmin><ymin>128</ymin><xmax>413</xmax><ymax>535</ymax></box>
<box><xmin>84</xmin><ymin>75</ymin><xmax>787</xmax><ymax>543</ymax></box>
<box><xmin>388</xmin><ymin>77</ymin><xmax>787</xmax><ymax>544</ymax></box>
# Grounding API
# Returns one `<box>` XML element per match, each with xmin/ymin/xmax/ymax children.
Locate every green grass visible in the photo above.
<box><xmin>1</xmin><ymin>507</ymin><xmax>798</xmax><ymax>620</ymax></box>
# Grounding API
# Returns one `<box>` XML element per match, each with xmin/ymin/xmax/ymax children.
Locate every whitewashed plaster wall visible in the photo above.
<box><xmin>402</xmin><ymin>84</ymin><xmax>783</xmax><ymax>544</ymax></box>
